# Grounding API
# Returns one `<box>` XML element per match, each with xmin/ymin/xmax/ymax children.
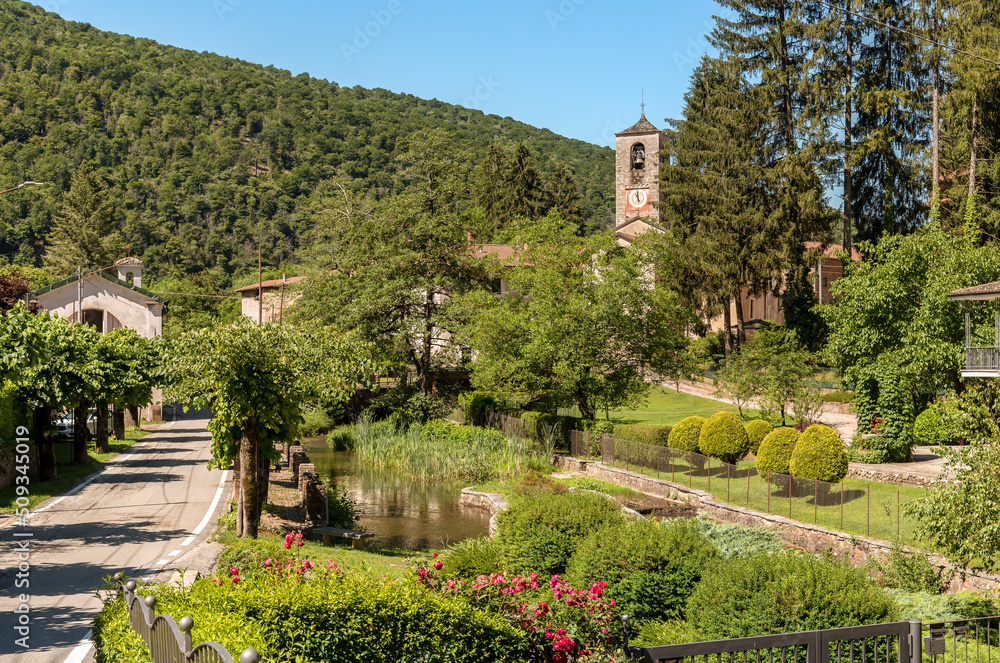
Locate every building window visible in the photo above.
<box><xmin>124</xmin><ymin>271</ymin><xmax>135</xmax><ymax>285</ymax></box>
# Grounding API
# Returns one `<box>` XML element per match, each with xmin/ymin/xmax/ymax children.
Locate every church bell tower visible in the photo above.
<box><xmin>615</xmin><ymin>113</ymin><xmax>664</xmax><ymax>230</ymax></box>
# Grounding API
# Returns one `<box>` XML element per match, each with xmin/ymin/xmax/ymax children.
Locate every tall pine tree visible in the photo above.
<box><xmin>45</xmin><ymin>162</ymin><xmax>122</xmax><ymax>277</ymax></box>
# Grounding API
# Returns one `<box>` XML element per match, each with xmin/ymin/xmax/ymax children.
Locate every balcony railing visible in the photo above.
<box><xmin>966</xmin><ymin>346</ymin><xmax>1000</xmax><ymax>372</ymax></box>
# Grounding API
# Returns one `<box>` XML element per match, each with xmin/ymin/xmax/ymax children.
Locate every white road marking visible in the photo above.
<box><xmin>34</xmin><ymin>469</ymin><xmax>102</xmax><ymax>513</ymax></box>
<box><xmin>156</xmin><ymin>559</ymin><xmax>169</xmax><ymax>566</ymax></box>
<box><xmin>182</xmin><ymin>469</ymin><xmax>229</xmax><ymax>546</ymax></box>
<box><xmin>63</xmin><ymin>632</ymin><xmax>92</xmax><ymax>663</ymax></box>
<box><xmin>168</xmin><ymin>549</ymin><xmax>181</xmax><ymax>556</ymax></box>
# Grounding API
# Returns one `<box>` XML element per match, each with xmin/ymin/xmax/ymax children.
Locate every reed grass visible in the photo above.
<box><xmin>350</xmin><ymin>417</ymin><xmax>544</xmax><ymax>482</ymax></box>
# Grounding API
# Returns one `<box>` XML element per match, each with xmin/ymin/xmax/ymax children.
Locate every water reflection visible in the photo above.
<box><xmin>301</xmin><ymin>437</ymin><xmax>490</xmax><ymax>550</ymax></box>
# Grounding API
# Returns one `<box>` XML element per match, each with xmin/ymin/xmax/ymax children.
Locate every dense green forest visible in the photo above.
<box><xmin>0</xmin><ymin>0</ymin><xmax>614</xmax><ymax>285</ymax></box>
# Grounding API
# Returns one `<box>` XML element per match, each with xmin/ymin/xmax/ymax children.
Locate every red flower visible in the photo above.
<box><xmin>433</xmin><ymin>561</ymin><xmax>443</xmax><ymax>570</ymax></box>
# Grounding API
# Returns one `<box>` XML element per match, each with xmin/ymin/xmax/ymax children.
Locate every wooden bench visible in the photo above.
<box><xmin>314</xmin><ymin>526</ymin><xmax>376</xmax><ymax>550</ymax></box>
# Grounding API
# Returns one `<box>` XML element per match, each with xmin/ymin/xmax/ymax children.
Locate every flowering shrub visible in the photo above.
<box><xmin>284</xmin><ymin>530</ymin><xmax>305</xmax><ymax>549</ymax></box>
<box><xmin>416</xmin><ymin>566</ymin><xmax>622</xmax><ymax>663</ymax></box>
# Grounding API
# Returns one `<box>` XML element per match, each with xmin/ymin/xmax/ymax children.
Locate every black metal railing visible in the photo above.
<box><xmin>966</xmin><ymin>347</ymin><xmax>1000</xmax><ymax>372</ymax></box>
<box><xmin>632</xmin><ymin>620</ymin><xmax>916</xmax><ymax>663</ymax></box>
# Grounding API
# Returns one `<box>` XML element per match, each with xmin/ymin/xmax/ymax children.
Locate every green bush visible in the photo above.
<box><xmin>0</xmin><ymin>381</ymin><xmax>14</xmax><ymax>446</ymax></box>
<box><xmin>755</xmin><ymin>427</ymin><xmax>800</xmax><ymax>476</ymax></box>
<box><xmin>698</xmin><ymin>412</ymin><xmax>750</xmax><ymax>464</ymax></box>
<box><xmin>913</xmin><ymin>405</ymin><xmax>960</xmax><ymax>446</ymax></box>
<box><xmin>745</xmin><ymin>419</ymin><xmax>773</xmax><ymax>455</ymax></box>
<box><xmin>440</xmin><ymin>536</ymin><xmax>505</xmax><ymax>580</ymax></box>
<box><xmin>687</xmin><ymin>552</ymin><xmax>898</xmax><ymax>640</ymax></box>
<box><xmin>614</xmin><ymin>424</ymin><xmax>672</xmax><ymax>447</ymax></box>
<box><xmin>95</xmin><ymin>574</ymin><xmax>531</xmax><ymax>663</ymax></box>
<box><xmin>694</xmin><ymin>517</ymin><xmax>785</xmax><ymax>558</ymax></box>
<box><xmin>460</xmin><ymin>392</ymin><xmax>500</xmax><ymax>427</ymax></box>
<box><xmin>889</xmin><ymin>590</ymin><xmax>997</xmax><ymax>622</ymax></box>
<box><xmin>867</xmin><ymin>545</ymin><xmax>947</xmax><ymax>594</ymax></box>
<box><xmin>632</xmin><ymin>620</ymin><xmax>701</xmax><ymax>648</ymax></box>
<box><xmin>496</xmin><ymin>490</ymin><xmax>625</xmax><ymax>577</ymax></box>
<box><xmin>566</xmin><ymin>518</ymin><xmax>718</xmax><ymax>622</ymax></box>
<box><xmin>300</xmin><ymin>407</ymin><xmax>334</xmax><ymax>437</ymax></box>
<box><xmin>668</xmin><ymin>416</ymin><xmax>705</xmax><ymax>452</ymax></box>
<box><xmin>216</xmin><ymin>538</ymin><xmax>295</xmax><ymax>577</ymax></box>
<box><xmin>326</xmin><ymin>427</ymin><xmax>354</xmax><ymax>451</ymax></box>
<box><xmin>327</xmin><ymin>487</ymin><xmax>359</xmax><ymax>529</ymax></box>
<box><xmin>822</xmin><ymin>391</ymin><xmax>855</xmax><ymax>403</ymax></box>
<box><xmin>789</xmin><ymin>424</ymin><xmax>848</xmax><ymax>482</ymax></box>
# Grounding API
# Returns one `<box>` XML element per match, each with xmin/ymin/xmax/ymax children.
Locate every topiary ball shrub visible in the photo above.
<box><xmin>566</xmin><ymin>518</ymin><xmax>718</xmax><ymax>623</ymax></box>
<box><xmin>789</xmin><ymin>424</ymin><xmax>849</xmax><ymax>483</ymax></box>
<box><xmin>687</xmin><ymin>552</ymin><xmax>898</xmax><ymax>640</ymax></box>
<box><xmin>699</xmin><ymin>412</ymin><xmax>751</xmax><ymax>464</ymax></box>
<box><xmin>440</xmin><ymin>536</ymin><xmax>505</xmax><ymax>580</ymax></box>
<box><xmin>495</xmin><ymin>490</ymin><xmax>625</xmax><ymax>577</ymax></box>
<box><xmin>745</xmin><ymin>419</ymin><xmax>773</xmax><ymax>455</ymax></box>
<box><xmin>668</xmin><ymin>416</ymin><xmax>706</xmax><ymax>452</ymax></box>
<box><xmin>615</xmin><ymin>424</ymin><xmax>672</xmax><ymax>447</ymax></box>
<box><xmin>755</xmin><ymin>427</ymin><xmax>800</xmax><ymax>476</ymax></box>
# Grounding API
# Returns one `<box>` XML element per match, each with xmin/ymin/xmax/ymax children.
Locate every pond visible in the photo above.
<box><xmin>301</xmin><ymin>437</ymin><xmax>491</xmax><ymax>550</ymax></box>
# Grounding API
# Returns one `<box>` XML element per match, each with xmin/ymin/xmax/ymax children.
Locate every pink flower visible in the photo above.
<box><xmin>556</xmin><ymin>628</ymin><xmax>566</xmax><ymax>636</ymax></box>
<box><xmin>231</xmin><ymin>576</ymin><xmax>240</xmax><ymax>584</ymax></box>
<box><xmin>230</xmin><ymin>567</ymin><xmax>238</xmax><ymax>575</ymax></box>
<box><xmin>418</xmin><ymin>568</ymin><xmax>427</xmax><ymax>579</ymax></box>
<box><xmin>433</xmin><ymin>552</ymin><xmax>439</xmax><ymax>557</ymax></box>
<box><xmin>433</xmin><ymin>561</ymin><xmax>443</xmax><ymax>570</ymax></box>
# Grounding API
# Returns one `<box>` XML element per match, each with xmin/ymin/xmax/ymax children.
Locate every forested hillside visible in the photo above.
<box><xmin>0</xmin><ymin>1</ymin><xmax>614</xmax><ymax>282</ymax></box>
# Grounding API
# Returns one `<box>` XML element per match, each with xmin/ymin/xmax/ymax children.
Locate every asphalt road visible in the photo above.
<box><xmin>0</xmin><ymin>411</ymin><xmax>229</xmax><ymax>663</ymax></box>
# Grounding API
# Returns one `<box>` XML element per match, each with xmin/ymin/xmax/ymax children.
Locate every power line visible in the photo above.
<box><xmin>146</xmin><ymin>291</ymin><xmax>240</xmax><ymax>299</ymax></box>
<box><xmin>815</xmin><ymin>0</ymin><xmax>1000</xmax><ymax>68</ymax></box>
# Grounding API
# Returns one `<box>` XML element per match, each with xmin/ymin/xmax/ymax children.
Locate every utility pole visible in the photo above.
<box><xmin>279</xmin><ymin>273</ymin><xmax>286</xmax><ymax>325</ymax></box>
<box><xmin>258</xmin><ymin>247</ymin><xmax>262</xmax><ymax>325</ymax></box>
<box><xmin>77</xmin><ymin>267</ymin><xmax>83</xmax><ymax>324</ymax></box>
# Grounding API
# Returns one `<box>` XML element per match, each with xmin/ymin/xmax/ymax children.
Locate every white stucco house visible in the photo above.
<box><xmin>32</xmin><ymin>257</ymin><xmax>167</xmax><ymax>419</ymax></box>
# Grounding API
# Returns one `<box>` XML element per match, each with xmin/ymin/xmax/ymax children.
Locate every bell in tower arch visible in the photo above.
<box><xmin>631</xmin><ymin>143</ymin><xmax>646</xmax><ymax>169</ymax></box>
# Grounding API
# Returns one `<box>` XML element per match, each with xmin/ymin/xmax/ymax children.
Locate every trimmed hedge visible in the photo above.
<box><xmin>668</xmin><ymin>416</ymin><xmax>705</xmax><ymax>452</ymax></box>
<box><xmin>460</xmin><ymin>392</ymin><xmax>500</xmax><ymax>427</ymax></box>
<box><xmin>94</xmin><ymin>574</ymin><xmax>530</xmax><ymax>663</ymax></box>
<box><xmin>614</xmin><ymin>424</ymin><xmax>672</xmax><ymax>447</ymax></box>
<box><xmin>687</xmin><ymin>552</ymin><xmax>898</xmax><ymax>640</ymax></box>
<box><xmin>699</xmin><ymin>412</ymin><xmax>750</xmax><ymax>464</ymax></box>
<box><xmin>755</xmin><ymin>427</ymin><xmax>800</xmax><ymax>476</ymax></box>
<box><xmin>566</xmin><ymin>518</ymin><xmax>717</xmax><ymax>622</ymax></box>
<box><xmin>496</xmin><ymin>490</ymin><xmax>626</xmax><ymax>577</ymax></box>
<box><xmin>745</xmin><ymin>419</ymin><xmax>773</xmax><ymax>455</ymax></box>
<box><xmin>0</xmin><ymin>381</ymin><xmax>14</xmax><ymax>447</ymax></box>
<box><xmin>789</xmin><ymin>424</ymin><xmax>848</xmax><ymax>483</ymax></box>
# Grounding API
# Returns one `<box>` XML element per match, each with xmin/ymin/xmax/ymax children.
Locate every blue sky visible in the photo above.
<box><xmin>44</xmin><ymin>0</ymin><xmax>725</xmax><ymax>148</ymax></box>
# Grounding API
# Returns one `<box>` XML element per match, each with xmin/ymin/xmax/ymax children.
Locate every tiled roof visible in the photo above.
<box><xmin>471</xmin><ymin>244</ymin><xmax>518</xmax><ymax>264</ymax></box>
<box><xmin>616</xmin><ymin>114</ymin><xmax>660</xmax><ymax>136</ymax></box>
<box><xmin>115</xmin><ymin>256</ymin><xmax>143</xmax><ymax>266</ymax></box>
<box><xmin>234</xmin><ymin>276</ymin><xmax>306</xmax><ymax>293</ymax></box>
<box><xmin>804</xmin><ymin>241</ymin><xmax>862</xmax><ymax>261</ymax></box>
<box><xmin>949</xmin><ymin>281</ymin><xmax>1000</xmax><ymax>299</ymax></box>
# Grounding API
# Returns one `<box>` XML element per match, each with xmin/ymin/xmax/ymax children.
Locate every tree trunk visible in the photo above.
<box><xmin>239</xmin><ymin>416</ymin><xmax>260</xmax><ymax>539</ymax></box>
<box><xmin>575</xmin><ymin>388</ymin><xmax>595</xmax><ymax>420</ymax></box>
<box><xmin>34</xmin><ymin>406</ymin><xmax>56</xmax><ymax>481</ymax></box>
<box><xmin>127</xmin><ymin>405</ymin><xmax>140</xmax><ymax>430</ymax></box>
<box><xmin>931</xmin><ymin>0</ymin><xmax>940</xmax><ymax>215</ymax></box>
<box><xmin>843</xmin><ymin>2</ymin><xmax>854</xmax><ymax>250</ymax></box>
<box><xmin>94</xmin><ymin>401</ymin><xmax>109</xmax><ymax>453</ymax></box>
<box><xmin>73</xmin><ymin>404</ymin><xmax>90</xmax><ymax>465</ymax></box>
<box><xmin>734</xmin><ymin>292</ymin><xmax>747</xmax><ymax>348</ymax></box>
<box><xmin>113</xmin><ymin>408</ymin><xmax>126</xmax><ymax>442</ymax></box>
<box><xmin>969</xmin><ymin>96</ymin><xmax>978</xmax><ymax>197</ymax></box>
<box><xmin>723</xmin><ymin>302</ymin><xmax>733</xmax><ymax>359</ymax></box>
<box><xmin>256</xmin><ymin>439</ymin><xmax>271</xmax><ymax>508</ymax></box>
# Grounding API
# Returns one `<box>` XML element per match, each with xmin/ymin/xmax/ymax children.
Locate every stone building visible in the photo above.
<box><xmin>614</xmin><ymin>113</ymin><xmax>666</xmax><ymax>246</ymax></box>
<box><xmin>236</xmin><ymin>275</ymin><xmax>305</xmax><ymax>323</ymax></box>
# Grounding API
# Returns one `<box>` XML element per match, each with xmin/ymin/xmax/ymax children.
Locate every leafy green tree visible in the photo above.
<box><xmin>44</xmin><ymin>162</ymin><xmax>122</xmax><ymax>277</ymax></box>
<box><xmin>823</xmin><ymin>226</ymin><xmax>1000</xmax><ymax>438</ymax></box>
<box><xmin>89</xmin><ymin>330</ymin><xmax>163</xmax><ymax>453</ymax></box>
<box><xmin>167</xmin><ymin>319</ymin><xmax>380</xmax><ymax>538</ymax></box>
<box><xmin>295</xmin><ymin>131</ymin><xmax>487</xmax><ymax>395</ymax></box>
<box><xmin>456</xmin><ymin>213</ymin><xmax>689</xmax><ymax>419</ymax></box>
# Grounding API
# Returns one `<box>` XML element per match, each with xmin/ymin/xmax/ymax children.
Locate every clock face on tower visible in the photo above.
<box><xmin>626</xmin><ymin>188</ymin><xmax>649</xmax><ymax>210</ymax></box>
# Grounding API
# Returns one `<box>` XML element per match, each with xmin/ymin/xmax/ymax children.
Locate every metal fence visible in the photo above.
<box><xmin>573</xmin><ymin>434</ymin><xmax>918</xmax><ymax>545</ymax></box>
<box><xmin>119</xmin><ymin>576</ymin><xmax>258</xmax><ymax>663</ymax></box>
<box><xmin>632</xmin><ymin>620</ymin><xmax>916</xmax><ymax>663</ymax></box>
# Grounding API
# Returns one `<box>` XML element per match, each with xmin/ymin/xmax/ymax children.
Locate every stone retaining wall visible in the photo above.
<box><xmin>845</xmin><ymin>466</ymin><xmax>938</xmax><ymax>487</ymax></box>
<box><xmin>275</xmin><ymin>441</ymin><xmax>327</xmax><ymax>525</ymax></box>
<box><xmin>554</xmin><ymin>455</ymin><xmax>998</xmax><ymax>594</ymax></box>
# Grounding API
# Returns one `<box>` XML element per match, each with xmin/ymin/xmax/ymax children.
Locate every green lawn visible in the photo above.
<box><xmin>607</xmin><ymin>387</ymin><xmax>745</xmax><ymax>426</ymax></box>
<box><xmin>471</xmin><ymin>475</ymin><xmax>639</xmax><ymax>501</ymax></box>
<box><xmin>586</xmin><ymin>438</ymin><xmax>925</xmax><ymax>548</ymax></box>
<box><xmin>0</xmin><ymin>428</ymin><xmax>148</xmax><ymax>515</ymax></box>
